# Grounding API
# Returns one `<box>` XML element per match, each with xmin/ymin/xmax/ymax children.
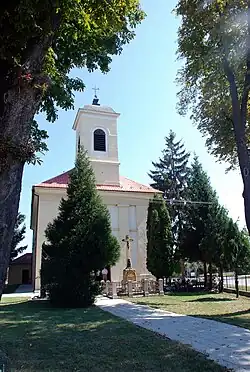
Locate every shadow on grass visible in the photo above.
<box><xmin>0</xmin><ymin>299</ymin><xmax>227</xmax><ymax>372</ymax></box>
<box><xmin>0</xmin><ymin>300</ymin><xmax>130</xmax><ymax>371</ymax></box>
<box><xmin>192</xmin><ymin>308</ymin><xmax>250</xmax><ymax>330</ymax></box>
<box><xmin>131</xmin><ymin>295</ymin><xmax>250</xmax><ymax>330</ymax></box>
<box><xmin>134</xmin><ymin>301</ymin><xmax>178</xmax><ymax>309</ymax></box>
<box><xmin>188</xmin><ymin>297</ymin><xmax>234</xmax><ymax>303</ymax></box>
<box><xmin>167</xmin><ymin>292</ymin><xmax>207</xmax><ymax>297</ymax></box>
<box><xmin>98</xmin><ymin>300</ymin><xmax>250</xmax><ymax>370</ymax></box>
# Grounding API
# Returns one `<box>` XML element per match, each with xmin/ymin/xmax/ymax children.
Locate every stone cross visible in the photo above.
<box><xmin>122</xmin><ymin>235</ymin><xmax>133</xmax><ymax>268</ymax></box>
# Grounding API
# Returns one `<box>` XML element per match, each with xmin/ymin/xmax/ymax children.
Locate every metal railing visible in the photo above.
<box><xmin>224</xmin><ymin>274</ymin><xmax>250</xmax><ymax>292</ymax></box>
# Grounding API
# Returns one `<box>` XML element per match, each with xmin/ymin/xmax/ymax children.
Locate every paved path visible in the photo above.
<box><xmin>96</xmin><ymin>296</ymin><xmax>250</xmax><ymax>372</ymax></box>
<box><xmin>2</xmin><ymin>285</ymin><xmax>35</xmax><ymax>298</ymax></box>
<box><xmin>14</xmin><ymin>284</ymin><xmax>33</xmax><ymax>293</ymax></box>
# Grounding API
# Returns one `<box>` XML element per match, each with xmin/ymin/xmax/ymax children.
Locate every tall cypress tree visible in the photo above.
<box><xmin>149</xmin><ymin>130</ymin><xmax>190</xmax><ymax>246</ymax></box>
<box><xmin>146</xmin><ymin>194</ymin><xmax>174</xmax><ymax>279</ymax></box>
<box><xmin>41</xmin><ymin>149</ymin><xmax>120</xmax><ymax>307</ymax></box>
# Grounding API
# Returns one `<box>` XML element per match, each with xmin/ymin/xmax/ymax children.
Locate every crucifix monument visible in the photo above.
<box><xmin>122</xmin><ymin>234</ymin><xmax>137</xmax><ymax>283</ymax></box>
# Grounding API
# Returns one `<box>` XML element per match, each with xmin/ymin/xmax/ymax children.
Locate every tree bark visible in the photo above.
<box><xmin>208</xmin><ymin>262</ymin><xmax>213</xmax><ymax>290</ymax></box>
<box><xmin>235</xmin><ymin>269</ymin><xmax>239</xmax><ymax>299</ymax></box>
<box><xmin>203</xmin><ymin>261</ymin><xmax>207</xmax><ymax>289</ymax></box>
<box><xmin>0</xmin><ymin>85</ymin><xmax>44</xmax><ymax>299</ymax></box>
<box><xmin>221</xmin><ymin>2</ymin><xmax>250</xmax><ymax>235</ymax></box>
<box><xmin>0</xmin><ymin>29</ymin><xmax>55</xmax><ymax>299</ymax></box>
<box><xmin>219</xmin><ymin>263</ymin><xmax>224</xmax><ymax>293</ymax></box>
<box><xmin>0</xmin><ymin>161</ymin><xmax>24</xmax><ymax>297</ymax></box>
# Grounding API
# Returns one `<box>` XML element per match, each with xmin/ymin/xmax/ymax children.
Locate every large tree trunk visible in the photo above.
<box><xmin>203</xmin><ymin>261</ymin><xmax>207</xmax><ymax>289</ymax></box>
<box><xmin>0</xmin><ymin>162</ymin><xmax>24</xmax><ymax>296</ymax></box>
<box><xmin>208</xmin><ymin>262</ymin><xmax>213</xmax><ymax>290</ymax></box>
<box><xmin>0</xmin><ymin>33</ymin><xmax>54</xmax><ymax>299</ymax></box>
<box><xmin>219</xmin><ymin>263</ymin><xmax>224</xmax><ymax>293</ymax></box>
<box><xmin>0</xmin><ymin>84</ymin><xmax>46</xmax><ymax>300</ymax></box>
<box><xmin>235</xmin><ymin>269</ymin><xmax>239</xmax><ymax>299</ymax></box>
<box><xmin>222</xmin><ymin>3</ymin><xmax>250</xmax><ymax>235</ymax></box>
<box><xmin>0</xmin><ymin>89</ymin><xmax>36</xmax><ymax>300</ymax></box>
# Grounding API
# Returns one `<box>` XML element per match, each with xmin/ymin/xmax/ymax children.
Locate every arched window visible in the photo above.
<box><xmin>94</xmin><ymin>129</ymin><xmax>106</xmax><ymax>152</ymax></box>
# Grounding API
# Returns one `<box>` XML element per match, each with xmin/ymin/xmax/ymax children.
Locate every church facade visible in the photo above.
<box><xmin>30</xmin><ymin>99</ymin><xmax>158</xmax><ymax>292</ymax></box>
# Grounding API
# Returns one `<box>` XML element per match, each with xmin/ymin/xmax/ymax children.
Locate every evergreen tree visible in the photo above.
<box><xmin>180</xmin><ymin>156</ymin><xmax>218</xmax><ymax>287</ymax></box>
<box><xmin>200</xmin><ymin>198</ymin><xmax>227</xmax><ymax>290</ymax></box>
<box><xmin>149</xmin><ymin>130</ymin><xmax>190</xmax><ymax>201</ymax></box>
<box><xmin>41</xmin><ymin>149</ymin><xmax>120</xmax><ymax>307</ymax></box>
<box><xmin>10</xmin><ymin>213</ymin><xmax>27</xmax><ymax>262</ymax></box>
<box><xmin>146</xmin><ymin>194</ymin><xmax>174</xmax><ymax>279</ymax></box>
<box><xmin>149</xmin><ymin>130</ymin><xmax>190</xmax><ymax>250</ymax></box>
<box><xmin>209</xmin><ymin>205</ymin><xmax>230</xmax><ymax>292</ymax></box>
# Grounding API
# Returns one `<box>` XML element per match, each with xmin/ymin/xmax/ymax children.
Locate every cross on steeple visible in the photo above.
<box><xmin>92</xmin><ymin>85</ymin><xmax>100</xmax><ymax>97</ymax></box>
<box><xmin>92</xmin><ymin>86</ymin><xmax>100</xmax><ymax>106</ymax></box>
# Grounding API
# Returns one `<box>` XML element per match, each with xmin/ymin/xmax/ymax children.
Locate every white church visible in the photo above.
<box><xmin>30</xmin><ymin>96</ymin><xmax>158</xmax><ymax>292</ymax></box>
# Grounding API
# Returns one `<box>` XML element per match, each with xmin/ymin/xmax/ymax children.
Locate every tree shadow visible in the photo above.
<box><xmin>134</xmin><ymin>301</ymin><xmax>174</xmax><ymax>309</ymax></box>
<box><xmin>98</xmin><ymin>300</ymin><xmax>250</xmax><ymax>371</ymax></box>
<box><xmin>188</xmin><ymin>297</ymin><xmax>234</xmax><ymax>303</ymax></box>
<box><xmin>0</xmin><ymin>299</ymin><xmax>227</xmax><ymax>372</ymax></box>
<box><xmin>167</xmin><ymin>292</ymin><xmax>207</xmax><ymax>297</ymax></box>
<box><xmin>192</xmin><ymin>308</ymin><xmax>250</xmax><ymax>330</ymax></box>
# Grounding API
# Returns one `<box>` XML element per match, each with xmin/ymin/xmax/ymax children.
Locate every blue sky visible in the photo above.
<box><xmin>20</xmin><ymin>0</ymin><xmax>245</xmax><ymax>251</ymax></box>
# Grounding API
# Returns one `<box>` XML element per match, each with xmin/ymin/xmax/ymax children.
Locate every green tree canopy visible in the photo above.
<box><xmin>225</xmin><ymin>219</ymin><xmax>250</xmax><ymax>274</ymax></box>
<box><xmin>180</xmin><ymin>156</ymin><xmax>214</xmax><ymax>262</ymax></box>
<box><xmin>146</xmin><ymin>194</ymin><xmax>174</xmax><ymax>279</ymax></box>
<box><xmin>149</xmin><ymin>130</ymin><xmax>190</xmax><ymax>247</ymax></box>
<box><xmin>174</xmin><ymin>0</ymin><xmax>250</xmax><ymax>233</ymax></box>
<box><xmin>41</xmin><ymin>149</ymin><xmax>120</xmax><ymax>307</ymax></box>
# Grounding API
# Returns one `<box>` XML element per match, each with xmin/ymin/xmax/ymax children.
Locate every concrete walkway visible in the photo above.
<box><xmin>96</xmin><ymin>296</ymin><xmax>250</xmax><ymax>372</ymax></box>
<box><xmin>2</xmin><ymin>284</ymin><xmax>34</xmax><ymax>298</ymax></box>
<box><xmin>14</xmin><ymin>284</ymin><xmax>33</xmax><ymax>293</ymax></box>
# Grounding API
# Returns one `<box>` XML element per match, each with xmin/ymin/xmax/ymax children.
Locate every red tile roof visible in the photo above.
<box><xmin>11</xmin><ymin>253</ymin><xmax>32</xmax><ymax>265</ymax></box>
<box><xmin>35</xmin><ymin>170</ymin><xmax>158</xmax><ymax>194</ymax></box>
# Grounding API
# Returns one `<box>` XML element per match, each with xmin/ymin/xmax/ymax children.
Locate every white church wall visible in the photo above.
<box><xmin>107</xmin><ymin>205</ymin><xmax>119</xmax><ymax>229</ymax></box>
<box><xmin>128</xmin><ymin>206</ymin><xmax>137</xmax><ymax>269</ymax></box>
<box><xmin>34</xmin><ymin>191</ymin><xmax>65</xmax><ymax>290</ymax></box>
<box><xmin>33</xmin><ymin>188</ymin><xmax>153</xmax><ymax>289</ymax></box>
<box><xmin>91</xmin><ymin>160</ymin><xmax>120</xmax><ymax>185</ymax></box>
<box><xmin>102</xmin><ymin>193</ymin><xmax>154</xmax><ymax>281</ymax></box>
<box><xmin>136</xmin><ymin>205</ymin><xmax>152</xmax><ymax>278</ymax></box>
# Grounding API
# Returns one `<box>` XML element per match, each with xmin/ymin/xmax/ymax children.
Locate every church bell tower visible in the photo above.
<box><xmin>73</xmin><ymin>94</ymin><xmax>120</xmax><ymax>186</ymax></box>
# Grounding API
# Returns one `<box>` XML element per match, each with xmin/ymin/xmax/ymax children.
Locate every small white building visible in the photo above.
<box><xmin>30</xmin><ymin>98</ymin><xmax>158</xmax><ymax>291</ymax></box>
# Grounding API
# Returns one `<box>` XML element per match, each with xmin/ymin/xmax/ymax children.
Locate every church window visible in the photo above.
<box><xmin>94</xmin><ymin>129</ymin><xmax>106</xmax><ymax>152</ymax></box>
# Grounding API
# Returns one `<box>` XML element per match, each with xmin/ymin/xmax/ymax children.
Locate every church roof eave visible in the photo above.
<box><xmin>34</xmin><ymin>170</ymin><xmax>161</xmax><ymax>195</ymax></box>
<box><xmin>73</xmin><ymin>105</ymin><xmax>120</xmax><ymax>130</ymax></box>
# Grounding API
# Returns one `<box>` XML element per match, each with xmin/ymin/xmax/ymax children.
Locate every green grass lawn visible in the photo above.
<box><xmin>130</xmin><ymin>292</ymin><xmax>250</xmax><ymax>329</ymax></box>
<box><xmin>0</xmin><ymin>297</ymin><xmax>228</xmax><ymax>372</ymax></box>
